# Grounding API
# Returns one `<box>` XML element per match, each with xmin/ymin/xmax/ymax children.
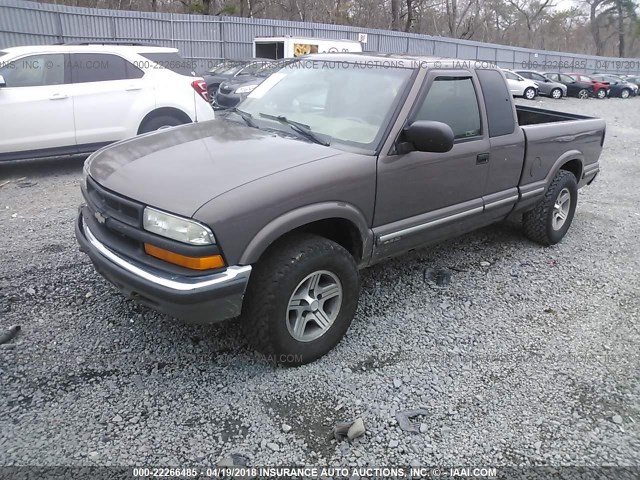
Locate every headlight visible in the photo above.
<box><xmin>81</xmin><ymin>157</ymin><xmax>92</xmax><ymax>190</ymax></box>
<box><xmin>143</xmin><ymin>207</ymin><xmax>215</xmax><ymax>245</ymax></box>
<box><xmin>235</xmin><ymin>84</ymin><xmax>257</xmax><ymax>94</ymax></box>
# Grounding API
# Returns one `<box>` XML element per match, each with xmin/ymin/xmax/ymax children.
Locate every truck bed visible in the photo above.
<box><xmin>515</xmin><ymin>105</ymin><xmax>605</xmax><ymax>200</ymax></box>
<box><xmin>516</xmin><ymin>105</ymin><xmax>592</xmax><ymax>125</ymax></box>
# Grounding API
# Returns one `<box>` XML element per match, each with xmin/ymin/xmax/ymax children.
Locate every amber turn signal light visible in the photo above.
<box><xmin>144</xmin><ymin>243</ymin><xmax>225</xmax><ymax>270</ymax></box>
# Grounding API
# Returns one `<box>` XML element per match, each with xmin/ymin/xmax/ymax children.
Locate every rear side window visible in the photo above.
<box><xmin>138</xmin><ymin>52</ymin><xmax>194</xmax><ymax>76</ymax></box>
<box><xmin>415</xmin><ymin>76</ymin><xmax>481</xmax><ymax>140</ymax></box>
<box><xmin>71</xmin><ymin>53</ymin><xmax>143</xmax><ymax>83</ymax></box>
<box><xmin>0</xmin><ymin>53</ymin><xmax>66</xmax><ymax>87</ymax></box>
<box><xmin>476</xmin><ymin>69</ymin><xmax>515</xmax><ymax>137</ymax></box>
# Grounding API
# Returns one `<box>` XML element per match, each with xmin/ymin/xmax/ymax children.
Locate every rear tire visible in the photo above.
<box><xmin>524</xmin><ymin>87</ymin><xmax>536</xmax><ymax>100</ymax></box>
<box><xmin>551</xmin><ymin>88</ymin><xmax>563</xmax><ymax>99</ymax></box>
<box><xmin>522</xmin><ymin>170</ymin><xmax>578</xmax><ymax>246</ymax></box>
<box><xmin>242</xmin><ymin>233</ymin><xmax>360</xmax><ymax>366</ymax></box>
<box><xmin>139</xmin><ymin>114</ymin><xmax>186</xmax><ymax>134</ymax></box>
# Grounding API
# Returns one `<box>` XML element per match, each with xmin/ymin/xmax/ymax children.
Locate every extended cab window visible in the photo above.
<box><xmin>0</xmin><ymin>54</ymin><xmax>65</xmax><ymax>87</ymax></box>
<box><xmin>476</xmin><ymin>69</ymin><xmax>515</xmax><ymax>137</ymax></box>
<box><xmin>71</xmin><ymin>53</ymin><xmax>143</xmax><ymax>83</ymax></box>
<box><xmin>415</xmin><ymin>77</ymin><xmax>481</xmax><ymax>140</ymax></box>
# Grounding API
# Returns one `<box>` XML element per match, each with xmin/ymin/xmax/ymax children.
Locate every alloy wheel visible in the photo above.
<box><xmin>552</xmin><ymin>188</ymin><xmax>571</xmax><ymax>231</ymax></box>
<box><xmin>286</xmin><ymin>270</ymin><xmax>343</xmax><ymax>342</ymax></box>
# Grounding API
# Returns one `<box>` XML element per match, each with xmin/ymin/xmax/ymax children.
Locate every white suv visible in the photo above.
<box><xmin>0</xmin><ymin>43</ymin><xmax>215</xmax><ymax>161</ymax></box>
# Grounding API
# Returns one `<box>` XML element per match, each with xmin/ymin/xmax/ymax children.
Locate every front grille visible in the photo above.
<box><xmin>83</xmin><ymin>176</ymin><xmax>225</xmax><ymax>278</ymax></box>
<box><xmin>86</xmin><ymin>176</ymin><xmax>143</xmax><ymax>228</ymax></box>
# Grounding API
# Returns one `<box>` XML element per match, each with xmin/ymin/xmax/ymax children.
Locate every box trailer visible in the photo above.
<box><xmin>253</xmin><ymin>36</ymin><xmax>363</xmax><ymax>60</ymax></box>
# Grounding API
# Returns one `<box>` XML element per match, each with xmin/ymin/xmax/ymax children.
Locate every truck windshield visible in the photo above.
<box><xmin>239</xmin><ymin>60</ymin><xmax>413</xmax><ymax>149</ymax></box>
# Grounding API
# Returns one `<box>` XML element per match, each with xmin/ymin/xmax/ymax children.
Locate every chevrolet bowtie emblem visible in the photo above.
<box><xmin>94</xmin><ymin>211</ymin><xmax>107</xmax><ymax>224</ymax></box>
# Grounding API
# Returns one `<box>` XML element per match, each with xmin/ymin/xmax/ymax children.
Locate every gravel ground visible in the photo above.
<box><xmin>0</xmin><ymin>96</ymin><xmax>639</xmax><ymax>471</ymax></box>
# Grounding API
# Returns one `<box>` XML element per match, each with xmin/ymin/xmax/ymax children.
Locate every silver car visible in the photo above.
<box><xmin>515</xmin><ymin>70</ymin><xmax>567</xmax><ymax>99</ymax></box>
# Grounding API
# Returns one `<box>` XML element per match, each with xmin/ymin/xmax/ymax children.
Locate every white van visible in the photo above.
<box><xmin>253</xmin><ymin>36</ymin><xmax>363</xmax><ymax>60</ymax></box>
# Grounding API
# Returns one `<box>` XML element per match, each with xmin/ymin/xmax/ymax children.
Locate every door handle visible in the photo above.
<box><xmin>476</xmin><ymin>153</ymin><xmax>490</xmax><ymax>165</ymax></box>
<box><xmin>49</xmin><ymin>94</ymin><xmax>68</xmax><ymax>100</ymax></box>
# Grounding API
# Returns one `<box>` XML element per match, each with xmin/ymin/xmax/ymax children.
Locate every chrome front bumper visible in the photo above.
<box><xmin>76</xmin><ymin>213</ymin><xmax>252</xmax><ymax>324</ymax></box>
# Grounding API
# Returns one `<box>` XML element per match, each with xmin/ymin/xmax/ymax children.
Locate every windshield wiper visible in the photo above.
<box><xmin>258</xmin><ymin>112</ymin><xmax>329</xmax><ymax>146</ymax></box>
<box><xmin>228</xmin><ymin>107</ymin><xmax>258</xmax><ymax>128</ymax></box>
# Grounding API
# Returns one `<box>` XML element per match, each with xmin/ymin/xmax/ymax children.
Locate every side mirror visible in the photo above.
<box><xmin>402</xmin><ymin>120</ymin><xmax>454</xmax><ymax>153</ymax></box>
<box><xmin>0</xmin><ymin>75</ymin><xmax>6</xmax><ymax>88</ymax></box>
<box><xmin>545</xmin><ymin>78</ymin><xmax>550</xmax><ymax>82</ymax></box>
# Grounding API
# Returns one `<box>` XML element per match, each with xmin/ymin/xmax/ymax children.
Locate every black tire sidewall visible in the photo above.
<box><xmin>546</xmin><ymin>174</ymin><xmax>578</xmax><ymax>244</ymax></box>
<box><xmin>269</xmin><ymin>249</ymin><xmax>359</xmax><ymax>363</ymax></box>
<box><xmin>243</xmin><ymin>235</ymin><xmax>360</xmax><ymax>365</ymax></box>
<box><xmin>140</xmin><ymin>115</ymin><xmax>183</xmax><ymax>134</ymax></box>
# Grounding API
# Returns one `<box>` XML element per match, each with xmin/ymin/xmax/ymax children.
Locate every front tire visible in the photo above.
<box><xmin>524</xmin><ymin>87</ymin><xmax>537</xmax><ymax>100</ymax></box>
<box><xmin>596</xmin><ymin>89</ymin><xmax>607</xmax><ymax>99</ymax></box>
<box><xmin>551</xmin><ymin>88</ymin><xmax>563</xmax><ymax>99</ymax></box>
<box><xmin>620</xmin><ymin>88</ymin><xmax>630</xmax><ymax>99</ymax></box>
<box><xmin>242</xmin><ymin>234</ymin><xmax>360</xmax><ymax>366</ymax></box>
<box><xmin>523</xmin><ymin>170</ymin><xmax>578</xmax><ymax>246</ymax></box>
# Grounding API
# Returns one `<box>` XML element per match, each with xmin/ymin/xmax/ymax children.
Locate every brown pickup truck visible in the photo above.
<box><xmin>76</xmin><ymin>54</ymin><xmax>605</xmax><ymax>365</ymax></box>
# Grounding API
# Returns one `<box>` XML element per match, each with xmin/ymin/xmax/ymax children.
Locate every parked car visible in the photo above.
<box><xmin>201</xmin><ymin>59</ymin><xmax>269</xmax><ymax>105</ymax></box>
<box><xmin>215</xmin><ymin>59</ymin><xmax>291</xmax><ymax>109</ymax></box>
<box><xmin>567</xmin><ymin>73</ymin><xmax>609</xmax><ymax>99</ymax></box>
<box><xmin>590</xmin><ymin>73</ymin><xmax>638</xmax><ymax>98</ymax></box>
<box><xmin>542</xmin><ymin>72</ymin><xmax>594</xmax><ymax>99</ymax></box>
<box><xmin>0</xmin><ymin>43</ymin><xmax>214</xmax><ymax>162</ymax></box>
<box><xmin>502</xmin><ymin>69</ymin><xmax>538</xmax><ymax>99</ymax></box>
<box><xmin>76</xmin><ymin>54</ymin><xmax>605</xmax><ymax>365</ymax></box>
<box><xmin>622</xmin><ymin>75</ymin><xmax>640</xmax><ymax>88</ymax></box>
<box><xmin>515</xmin><ymin>70</ymin><xmax>566</xmax><ymax>99</ymax></box>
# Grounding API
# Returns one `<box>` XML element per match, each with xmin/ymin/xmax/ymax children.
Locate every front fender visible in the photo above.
<box><xmin>238</xmin><ymin>202</ymin><xmax>373</xmax><ymax>266</ymax></box>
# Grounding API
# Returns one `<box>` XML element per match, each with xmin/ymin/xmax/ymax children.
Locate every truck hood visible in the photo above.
<box><xmin>87</xmin><ymin>119</ymin><xmax>341</xmax><ymax>217</ymax></box>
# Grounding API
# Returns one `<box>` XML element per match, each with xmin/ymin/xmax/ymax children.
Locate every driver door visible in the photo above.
<box><xmin>372</xmin><ymin>70</ymin><xmax>490</xmax><ymax>261</ymax></box>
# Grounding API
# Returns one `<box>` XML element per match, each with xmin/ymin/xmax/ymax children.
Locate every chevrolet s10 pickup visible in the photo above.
<box><xmin>76</xmin><ymin>54</ymin><xmax>605</xmax><ymax>365</ymax></box>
